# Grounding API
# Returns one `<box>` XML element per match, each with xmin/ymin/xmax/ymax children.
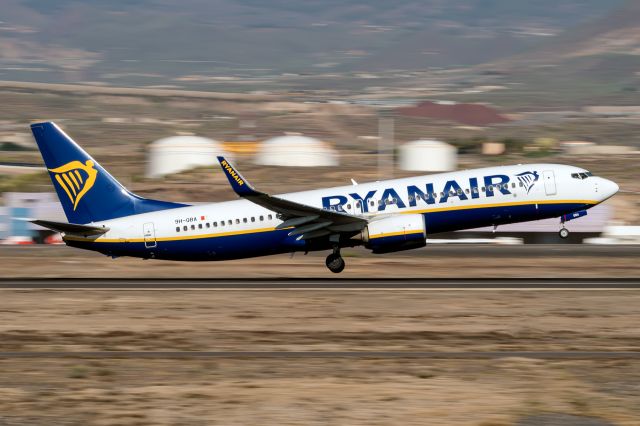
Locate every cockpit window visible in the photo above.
<box><xmin>571</xmin><ymin>171</ymin><xmax>593</xmax><ymax>180</ymax></box>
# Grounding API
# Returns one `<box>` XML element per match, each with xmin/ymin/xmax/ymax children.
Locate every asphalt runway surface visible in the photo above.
<box><xmin>1</xmin><ymin>278</ymin><xmax>639</xmax><ymax>289</ymax></box>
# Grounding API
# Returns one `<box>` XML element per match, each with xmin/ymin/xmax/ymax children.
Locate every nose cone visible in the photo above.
<box><xmin>599</xmin><ymin>178</ymin><xmax>619</xmax><ymax>201</ymax></box>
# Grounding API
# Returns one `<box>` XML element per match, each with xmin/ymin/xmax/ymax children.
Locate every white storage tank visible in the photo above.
<box><xmin>399</xmin><ymin>139</ymin><xmax>457</xmax><ymax>172</ymax></box>
<box><xmin>255</xmin><ymin>135</ymin><xmax>338</xmax><ymax>167</ymax></box>
<box><xmin>146</xmin><ymin>136</ymin><xmax>229</xmax><ymax>178</ymax></box>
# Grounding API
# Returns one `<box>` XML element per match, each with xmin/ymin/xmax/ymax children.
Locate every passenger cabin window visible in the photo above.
<box><xmin>198</xmin><ymin>223</ymin><xmax>202</xmax><ymax>229</ymax></box>
<box><xmin>259</xmin><ymin>215</ymin><xmax>264</xmax><ymax>221</ymax></box>
<box><xmin>236</xmin><ymin>219</ymin><xmax>240</xmax><ymax>224</ymax></box>
<box><xmin>214</xmin><ymin>222</ymin><xmax>218</xmax><ymax>227</ymax></box>
<box><xmin>176</xmin><ymin>227</ymin><xmax>180</xmax><ymax>232</ymax></box>
<box><xmin>183</xmin><ymin>225</ymin><xmax>187</xmax><ymax>231</ymax></box>
<box><xmin>268</xmin><ymin>214</ymin><xmax>273</xmax><ymax>220</ymax></box>
<box><xmin>191</xmin><ymin>225</ymin><xmax>195</xmax><ymax>230</ymax></box>
<box><xmin>243</xmin><ymin>218</ymin><xmax>247</xmax><ymax>223</ymax></box>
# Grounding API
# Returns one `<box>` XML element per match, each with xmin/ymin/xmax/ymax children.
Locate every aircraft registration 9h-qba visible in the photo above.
<box><xmin>30</xmin><ymin>122</ymin><xmax>619</xmax><ymax>273</ymax></box>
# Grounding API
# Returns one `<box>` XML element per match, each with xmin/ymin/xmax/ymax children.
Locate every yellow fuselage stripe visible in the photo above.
<box><xmin>64</xmin><ymin>199</ymin><xmax>597</xmax><ymax>244</ymax></box>
<box><xmin>64</xmin><ymin>226</ymin><xmax>278</xmax><ymax>243</ymax></box>
<box><xmin>404</xmin><ymin>199</ymin><xmax>597</xmax><ymax>215</ymax></box>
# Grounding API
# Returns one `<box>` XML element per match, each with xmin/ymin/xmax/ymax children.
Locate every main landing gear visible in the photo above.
<box><xmin>326</xmin><ymin>247</ymin><xmax>345</xmax><ymax>273</ymax></box>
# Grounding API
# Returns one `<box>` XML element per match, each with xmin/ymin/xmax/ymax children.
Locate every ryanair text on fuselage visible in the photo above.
<box><xmin>322</xmin><ymin>173</ymin><xmax>520</xmax><ymax>212</ymax></box>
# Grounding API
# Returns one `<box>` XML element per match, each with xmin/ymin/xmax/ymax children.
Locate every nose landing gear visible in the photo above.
<box><xmin>325</xmin><ymin>246</ymin><xmax>345</xmax><ymax>273</ymax></box>
<box><xmin>559</xmin><ymin>216</ymin><xmax>570</xmax><ymax>239</ymax></box>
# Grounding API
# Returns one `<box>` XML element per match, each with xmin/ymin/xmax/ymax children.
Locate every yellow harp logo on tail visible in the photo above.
<box><xmin>48</xmin><ymin>160</ymin><xmax>98</xmax><ymax>210</ymax></box>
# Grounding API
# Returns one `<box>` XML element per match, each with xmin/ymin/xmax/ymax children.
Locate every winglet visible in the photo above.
<box><xmin>217</xmin><ymin>156</ymin><xmax>260</xmax><ymax>197</ymax></box>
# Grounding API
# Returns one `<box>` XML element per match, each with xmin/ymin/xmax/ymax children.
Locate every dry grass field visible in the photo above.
<box><xmin>1</xmin><ymin>288</ymin><xmax>639</xmax><ymax>425</ymax></box>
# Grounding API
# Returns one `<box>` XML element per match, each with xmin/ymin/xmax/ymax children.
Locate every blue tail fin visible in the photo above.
<box><xmin>31</xmin><ymin>122</ymin><xmax>187</xmax><ymax>224</ymax></box>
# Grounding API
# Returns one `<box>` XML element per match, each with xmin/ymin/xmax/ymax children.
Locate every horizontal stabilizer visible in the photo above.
<box><xmin>31</xmin><ymin>219</ymin><xmax>109</xmax><ymax>236</ymax></box>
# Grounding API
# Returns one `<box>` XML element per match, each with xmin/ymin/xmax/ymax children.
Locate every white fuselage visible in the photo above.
<box><xmin>64</xmin><ymin>163</ymin><xmax>618</xmax><ymax>260</ymax></box>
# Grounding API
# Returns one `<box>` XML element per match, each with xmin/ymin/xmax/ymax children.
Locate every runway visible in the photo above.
<box><xmin>0</xmin><ymin>278</ymin><xmax>639</xmax><ymax>289</ymax></box>
<box><xmin>2</xmin><ymin>278</ymin><xmax>637</xmax><ymax>361</ymax></box>
<box><xmin>0</xmin><ymin>351</ymin><xmax>638</xmax><ymax>359</ymax></box>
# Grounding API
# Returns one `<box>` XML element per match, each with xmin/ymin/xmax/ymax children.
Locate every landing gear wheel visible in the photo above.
<box><xmin>325</xmin><ymin>253</ymin><xmax>345</xmax><ymax>273</ymax></box>
<box><xmin>559</xmin><ymin>228</ymin><xmax>570</xmax><ymax>239</ymax></box>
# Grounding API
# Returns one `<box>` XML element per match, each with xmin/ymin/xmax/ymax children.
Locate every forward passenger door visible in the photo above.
<box><xmin>542</xmin><ymin>170</ymin><xmax>557</xmax><ymax>196</ymax></box>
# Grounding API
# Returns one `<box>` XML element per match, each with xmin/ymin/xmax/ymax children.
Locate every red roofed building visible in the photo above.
<box><xmin>397</xmin><ymin>101</ymin><xmax>510</xmax><ymax>126</ymax></box>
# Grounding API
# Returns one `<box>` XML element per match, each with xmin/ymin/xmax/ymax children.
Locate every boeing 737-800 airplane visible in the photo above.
<box><xmin>30</xmin><ymin>122</ymin><xmax>618</xmax><ymax>273</ymax></box>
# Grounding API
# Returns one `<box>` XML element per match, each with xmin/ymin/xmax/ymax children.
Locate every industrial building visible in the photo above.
<box><xmin>254</xmin><ymin>135</ymin><xmax>338</xmax><ymax>167</ymax></box>
<box><xmin>399</xmin><ymin>139</ymin><xmax>457</xmax><ymax>172</ymax></box>
<box><xmin>146</xmin><ymin>135</ymin><xmax>230</xmax><ymax>178</ymax></box>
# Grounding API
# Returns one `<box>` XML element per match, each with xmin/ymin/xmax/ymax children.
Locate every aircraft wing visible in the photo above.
<box><xmin>217</xmin><ymin>157</ymin><xmax>367</xmax><ymax>239</ymax></box>
<box><xmin>31</xmin><ymin>219</ymin><xmax>109</xmax><ymax>236</ymax></box>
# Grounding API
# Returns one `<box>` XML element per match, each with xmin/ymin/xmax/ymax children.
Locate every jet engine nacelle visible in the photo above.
<box><xmin>361</xmin><ymin>214</ymin><xmax>426</xmax><ymax>254</ymax></box>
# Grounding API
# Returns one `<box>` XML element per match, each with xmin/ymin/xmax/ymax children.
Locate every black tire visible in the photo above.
<box><xmin>325</xmin><ymin>253</ymin><xmax>346</xmax><ymax>273</ymax></box>
<box><xmin>559</xmin><ymin>228</ymin><xmax>570</xmax><ymax>239</ymax></box>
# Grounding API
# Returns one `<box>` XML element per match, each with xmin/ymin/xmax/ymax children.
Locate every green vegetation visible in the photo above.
<box><xmin>0</xmin><ymin>142</ymin><xmax>33</xmax><ymax>152</ymax></box>
<box><xmin>67</xmin><ymin>366</ymin><xmax>88</xmax><ymax>379</ymax></box>
<box><xmin>447</xmin><ymin>137</ymin><xmax>528</xmax><ymax>154</ymax></box>
<box><xmin>0</xmin><ymin>172</ymin><xmax>50</xmax><ymax>193</ymax></box>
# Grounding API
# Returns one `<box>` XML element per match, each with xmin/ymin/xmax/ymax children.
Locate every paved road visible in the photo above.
<box><xmin>0</xmin><ymin>351</ymin><xmax>638</xmax><ymax>359</ymax></box>
<box><xmin>0</xmin><ymin>278</ymin><xmax>638</xmax><ymax>289</ymax></box>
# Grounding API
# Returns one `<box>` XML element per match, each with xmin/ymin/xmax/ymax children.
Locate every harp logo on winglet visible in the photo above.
<box><xmin>48</xmin><ymin>160</ymin><xmax>98</xmax><ymax>210</ymax></box>
<box><xmin>220</xmin><ymin>159</ymin><xmax>245</xmax><ymax>186</ymax></box>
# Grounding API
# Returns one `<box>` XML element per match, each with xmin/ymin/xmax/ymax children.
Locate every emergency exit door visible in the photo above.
<box><xmin>143</xmin><ymin>222</ymin><xmax>157</xmax><ymax>248</ymax></box>
<box><xmin>542</xmin><ymin>170</ymin><xmax>557</xmax><ymax>196</ymax></box>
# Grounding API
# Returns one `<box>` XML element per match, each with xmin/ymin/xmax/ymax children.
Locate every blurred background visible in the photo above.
<box><xmin>1</xmin><ymin>0</ymin><xmax>640</xmax><ymax>245</ymax></box>
<box><xmin>3</xmin><ymin>4</ymin><xmax>640</xmax><ymax>426</ymax></box>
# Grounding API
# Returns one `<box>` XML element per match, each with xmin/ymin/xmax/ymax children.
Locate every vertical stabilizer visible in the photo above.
<box><xmin>31</xmin><ymin>122</ymin><xmax>186</xmax><ymax>224</ymax></box>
